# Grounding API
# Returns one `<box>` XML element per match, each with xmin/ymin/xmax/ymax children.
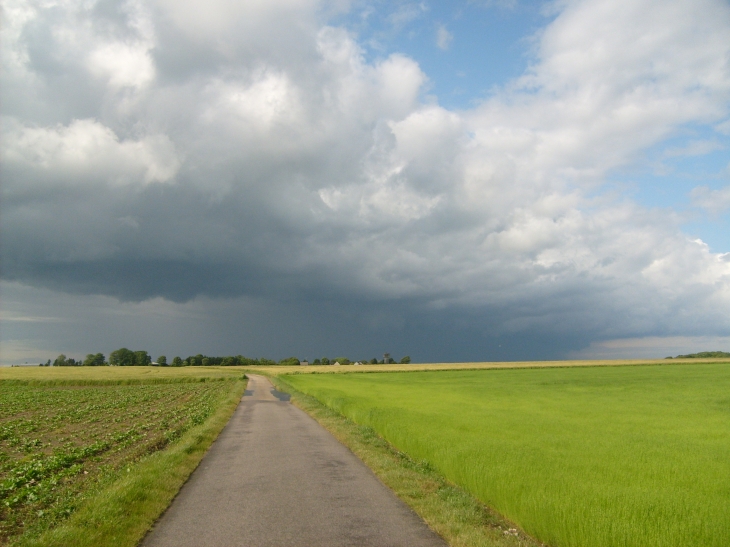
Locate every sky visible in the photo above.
<box><xmin>1</xmin><ymin>0</ymin><xmax>730</xmax><ymax>365</ymax></box>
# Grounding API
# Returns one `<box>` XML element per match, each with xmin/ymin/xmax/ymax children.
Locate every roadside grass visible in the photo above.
<box><xmin>272</xmin><ymin>375</ymin><xmax>542</xmax><ymax>547</ymax></box>
<box><xmin>1</xmin><ymin>376</ymin><xmax>246</xmax><ymax>546</ymax></box>
<box><xmin>281</xmin><ymin>364</ymin><xmax>730</xmax><ymax>547</ymax></box>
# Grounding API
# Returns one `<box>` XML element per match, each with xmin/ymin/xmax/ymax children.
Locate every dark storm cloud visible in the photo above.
<box><xmin>2</xmin><ymin>0</ymin><xmax>730</xmax><ymax>362</ymax></box>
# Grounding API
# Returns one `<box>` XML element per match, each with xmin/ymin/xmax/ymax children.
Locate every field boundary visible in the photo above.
<box><xmin>10</xmin><ymin>377</ymin><xmax>247</xmax><ymax>547</ymax></box>
<box><xmin>3</xmin><ymin>359</ymin><xmax>729</xmax><ymax>383</ymax></box>
<box><xmin>275</xmin><ymin>358</ymin><xmax>730</xmax><ymax>377</ymax></box>
<box><xmin>273</xmin><ymin>375</ymin><xmax>544</xmax><ymax>547</ymax></box>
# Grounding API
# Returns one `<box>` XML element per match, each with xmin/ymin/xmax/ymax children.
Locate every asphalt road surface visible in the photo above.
<box><xmin>142</xmin><ymin>374</ymin><xmax>447</xmax><ymax>547</ymax></box>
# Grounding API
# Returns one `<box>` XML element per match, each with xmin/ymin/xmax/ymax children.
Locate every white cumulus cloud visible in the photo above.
<box><xmin>2</xmin><ymin>118</ymin><xmax>181</xmax><ymax>186</ymax></box>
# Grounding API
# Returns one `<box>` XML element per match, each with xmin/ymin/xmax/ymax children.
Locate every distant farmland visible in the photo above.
<box><xmin>283</xmin><ymin>363</ymin><xmax>730</xmax><ymax>547</ymax></box>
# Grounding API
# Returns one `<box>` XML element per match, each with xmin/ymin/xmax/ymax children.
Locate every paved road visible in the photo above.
<box><xmin>142</xmin><ymin>374</ymin><xmax>447</xmax><ymax>547</ymax></box>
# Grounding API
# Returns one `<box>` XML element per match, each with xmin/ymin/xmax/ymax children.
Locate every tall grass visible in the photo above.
<box><xmin>273</xmin><ymin>376</ymin><xmax>540</xmax><ymax>547</ymax></box>
<box><xmin>285</xmin><ymin>363</ymin><xmax>730</xmax><ymax>547</ymax></box>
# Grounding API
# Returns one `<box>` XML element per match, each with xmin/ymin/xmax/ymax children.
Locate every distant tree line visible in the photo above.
<box><xmin>40</xmin><ymin>351</ymin><xmax>291</xmax><ymax>367</ymax></box>
<box><xmin>309</xmin><ymin>356</ymin><xmax>410</xmax><ymax>365</ymax></box>
<box><xmin>41</xmin><ymin>353</ymin><xmax>108</xmax><ymax>367</ymax></box>
<box><xmin>665</xmin><ymin>351</ymin><xmax>730</xmax><ymax>359</ymax></box>
<box><xmin>168</xmin><ymin>354</ymin><xmax>279</xmax><ymax>367</ymax></box>
<box><xmin>40</xmin><ymin>350</ymin><xmax>413</xmax><ymax>367</ymax></box>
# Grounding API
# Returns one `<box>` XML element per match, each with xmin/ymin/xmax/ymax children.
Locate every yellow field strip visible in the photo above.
<box><xmin>0</xmin><ymin>366</ymin><xmax>245</xmax><ymax>382</ymax></box>
<box><xmin>264</xmin><ymin>357</ymin><xmax>730</xmax><ymax>375</ymax></box>
<box><xmin>3</xmin><ymin>357</ymin><xmax>728</xmax><ymax>382</ymax></box>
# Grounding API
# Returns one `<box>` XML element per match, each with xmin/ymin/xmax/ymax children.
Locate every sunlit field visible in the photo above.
<box><xmin>283</xmin><ymin>363</ymin><xmax>730</xmax><ymax>547</ymax></box>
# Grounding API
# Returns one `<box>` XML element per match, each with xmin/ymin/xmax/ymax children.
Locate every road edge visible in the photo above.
<box><xmin>272</xmin><ymin>375</ymin><xmax>545</xmax><ymax>547</ymax></box>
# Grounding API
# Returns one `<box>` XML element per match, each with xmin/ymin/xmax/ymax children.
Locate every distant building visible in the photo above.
<box><xmin>353</xmin><ymin>362</ymin><xmax>362</xmax><ymax>366</ymax></box>
<box><xmin>383</xmin><ymin>353</ymin><xmax>391</xmax><ymax>364</ymax></box>
<box><xmin>333</xmin><ymin>361</ymin><xmax>341</xmax><ymax>366</ymax></box>
<box><xmin>300</xmin><ymin>360</ymin><xmax>309</xmax><ymax>366</ymax></box>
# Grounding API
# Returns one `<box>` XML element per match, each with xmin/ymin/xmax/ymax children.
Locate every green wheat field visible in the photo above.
<box><xmin>284</xmin><ymin>363</ymin><xmax>730</xmax><ymax>547</ymax></box>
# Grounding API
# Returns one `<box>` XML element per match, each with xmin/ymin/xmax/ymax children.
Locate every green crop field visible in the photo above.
<box><xmin>0</xmin><ymin>378</ymin><xmax>241</xmax><ymax>545</ymax></box>
<box><xmin>283</xmin><ymin>363</ymin><xmax>730</xmax><ymax>547</ymax></box>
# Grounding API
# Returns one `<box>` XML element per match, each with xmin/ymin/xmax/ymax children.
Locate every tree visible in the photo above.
<box><xmin>370</xmin><ymin>358</ymin><xmax>378</xmax><ymax>364</ymax></box>
<box><xmin>109</xmin><ymin>348</ymin><xmax>136</xmax><ymax>366</ymax></box>
<box><xmin>279</xmin><ymin>357</ymin><xmax>300</xmax><ymax>366</ymax></box>
<box><xmin>399</xmin><ymin>356</ymin><xmax>411</xmax><ymax>364</ymax></box>
<box><xmin>55</xmin><ymin>355</ymin><xmax>80</xmax><ymax>366</ymax></box>
<box><xmin>157</xmin><ymin>355</ymin><xmax>167</xmax><ymax>366</ymax></box>
<box><xmin>171</xmin><ymin>356</ymin><xmax>183</xmax><ymax>367</ymax></box>
<box><xmin>53</xmin><ymin>353</ymin><xmax>81</xmax><ymax>367</ymax></box>
<box><xmin>134</xmin><ymin>351</ymin><xmax>151</xmax><ymax>366</ymax></box>
<box><xmin>201</xmin><ymin>358</ymin><xmax>210</xmax><ymax>366</ymax></box>
<box><xmin>321</xmin><ymin>357</ymin><xmax>330</xmax><ymax>365</ymax></box>
<box><xmin>334</xmin><ymin>357</ymin><xmax>351</xmax><ymax>365</ymax></box>
<box><xmin>83</xmin><ymin>353</ymin><xmax>106</xmax><ymax>366</ymax></box>
<box><xmin>187</xmin><ymin>354</ymin><xmax>204</xmax><ymax>367</ymax></box>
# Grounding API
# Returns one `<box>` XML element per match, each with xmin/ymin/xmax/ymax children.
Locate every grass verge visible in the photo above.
<box><xmin>273</xmin><ymin>375</ymin><xmax>543</xmax><ymax>547</ymax></box>
<box><xmin>10</xmin><ymin>377</ymin><xmax>247</xmax><ymax>547</ymax></box>
<box><xmin>282</xmin><ymin>365</ymin><xmax>730</xmax><ymax>547</ymax></box>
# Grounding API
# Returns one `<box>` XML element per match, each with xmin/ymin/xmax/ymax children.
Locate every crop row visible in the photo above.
<box><xmin>0</xmin><ymin>381</ymin><xmax>234</xmax><ymax>543</ymax></box>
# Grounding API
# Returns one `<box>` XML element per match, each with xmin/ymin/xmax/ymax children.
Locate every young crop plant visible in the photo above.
<box><xmin>0</xmin><ymin>380</ymin><xmax>234</xmax><ymax>544</ymax></box>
